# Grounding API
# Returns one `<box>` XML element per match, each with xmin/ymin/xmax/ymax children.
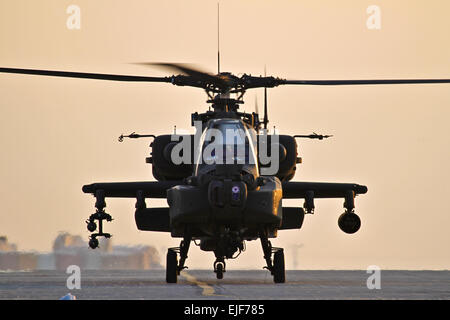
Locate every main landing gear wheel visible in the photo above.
<box><xmin>273</xmin><ymin>250</ymin><xmax>285</xmax><ymax>284</ymax></box>
<box><xmin>166</xmin><ymin>249</ymin><xmax>178</xmax><ymax>283</ymax></box>
<box><xmin>260</xmin><ymin>229</ymin><xmax>286</xmax><ymax>284</ymax></box>
<box><xmin>166</xmin><ymin>230</ymin><xmax>192</xmax><ymax>284</ymax></box>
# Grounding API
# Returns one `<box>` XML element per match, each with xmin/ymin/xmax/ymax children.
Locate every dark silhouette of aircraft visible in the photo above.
<box><xmin>2</xmin><ymin>0</ymin><xmax>450</xmax><ymax>280</ymax></box>
<box><xmin>2</xmin><ymin>62</ymin><xmax>449</xmax><ymax>283</ymax></box>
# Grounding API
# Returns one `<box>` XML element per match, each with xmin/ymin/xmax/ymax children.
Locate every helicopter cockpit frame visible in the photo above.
<box><xmin>194</xmin><ymin>118</ymin><xmax>259</xmax><ymax>177</ymax></box>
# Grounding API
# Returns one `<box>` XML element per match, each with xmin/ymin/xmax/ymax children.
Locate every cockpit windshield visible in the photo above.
<box><xmin>194</xmin><ymin>119</ymin><xmax>259</xmax><ymax>175</ymax></box>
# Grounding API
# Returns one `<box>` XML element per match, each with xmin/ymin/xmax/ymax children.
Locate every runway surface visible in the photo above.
<box><xmin>0</xmin><ymin>270</ymin><xmax>448</xmax><ymax>300</ymax></box>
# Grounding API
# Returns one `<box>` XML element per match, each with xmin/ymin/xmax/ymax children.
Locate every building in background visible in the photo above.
<box><xmin>0</xmin><ymin>233</ymin><xmax>162</xmax><ymax>271</ymax></box>
<box><xmin>0</xmin><ymin>236</ymin><xmax>37</xmax><ymax>270</ymax></box>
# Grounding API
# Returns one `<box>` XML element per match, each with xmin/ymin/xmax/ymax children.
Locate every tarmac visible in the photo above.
<box><xmin>0</xmin><ymin>270</ymin><xmax>448</xmax><ymax>300</ymax></box>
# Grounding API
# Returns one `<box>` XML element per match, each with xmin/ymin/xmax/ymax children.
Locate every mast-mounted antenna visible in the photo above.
<box><xmin>217</xmin><ymin>2</ymin><xmax>220</xmax><ymax>74</ymax></box>
<box><xmin>264</xmin><ymin>65</ymin><xmax>268</xmax><ymax>129</ymax></box>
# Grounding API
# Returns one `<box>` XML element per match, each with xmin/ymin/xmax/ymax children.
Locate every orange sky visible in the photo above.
<box><xmin>0</xmin><ymin>0</ymin><xmax>449</xmax><ymax>269</ymax></box>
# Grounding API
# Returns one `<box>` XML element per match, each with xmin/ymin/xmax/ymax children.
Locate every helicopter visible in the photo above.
<box><xmin>1</xmin><ymin>61</ymin><xmax>450</xmax><ymax>283</ymax></box>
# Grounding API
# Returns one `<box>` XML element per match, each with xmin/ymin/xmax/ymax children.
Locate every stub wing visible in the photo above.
<box><xmin>82</xmin><ymin>181</ymin><xmax>186</xmax><ymax>236</ymax></box>
<box><xmin>281</xmin><ymin>180</ymin><xmax>367</xmax><ymax>218</ymax></box>
<box><xmin>281</xmin><ymin>181</ymin><xmax>367</xmax><ymax>233</ymax></box>
<box><xmin>82</xmin><ymin>181</ymin><xmax>184</xmax><ymax>198</ymax></box>
<box><xmin>282</xmin><ymin>181</ymin><xmax>368</xmax><ymax>199</ymax></box>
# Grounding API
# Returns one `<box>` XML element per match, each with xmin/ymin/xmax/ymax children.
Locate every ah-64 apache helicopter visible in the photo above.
<box><xmin>1</xmin><ymin>61</ymin><xmax>450</xmax><ymax>283</ymax></box>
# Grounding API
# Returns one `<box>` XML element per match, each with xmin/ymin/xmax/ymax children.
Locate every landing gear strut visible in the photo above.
<box><xmin>260</xmin><ymin>229</ymin><xmax>285</xmax><ymax>283</ymax></box>
<box><xmin>166</xmin><ymin>230</ymin><xmax>192</xmax><ymax>283</ymax></box>
<box><xmin>214</xmin><ymin>260</ymin><xmax>225</xmax><ymax>279</ymax></box>
<box><xmin>211</xmin><ymin>228</ymin><xmax>245</xmax><ymax>280</ymax></box>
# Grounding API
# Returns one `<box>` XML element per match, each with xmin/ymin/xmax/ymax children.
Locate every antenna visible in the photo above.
<box><xmin>264</xmin><ymin>65</ymin><xmax>268</xmax><ymax>129</ymax></box>
<box><xmin>217</xmin><ymin>2</ymin><xmax>220</xmax><ymax>74</ymax></box>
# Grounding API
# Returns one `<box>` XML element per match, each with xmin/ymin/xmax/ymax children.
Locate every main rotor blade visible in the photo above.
<box><xmin>280</xmin><ymin>79</ymin><xmax>450</xmax><ymax>85</ymax></box>
<box><xmin>136</xmin><ymin>62</ymin><xmax>228</xmax><ymax>88</ymax></box>
<box><xmin>138</xmin><ymin>62</ymin><xmax>212</xmax><ymax>78</ymax></box>
<box><xmin>0</xmin><ymin>67</ymin><xmax>172</xmax><ymax>82</ymax></box>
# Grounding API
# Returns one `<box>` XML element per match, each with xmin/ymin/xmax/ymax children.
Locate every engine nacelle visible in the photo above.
<box><xmin>258</xmin><ymin>135</ymin><xmax>299</xmax><ymax>182</ymax></box>
<box><xmin>150</xmin><ymin>134</ymin><xmax>194</xmax><ymax>181</ymax></box>
<box><xmin>149</xmin><ymin>134</ymin><xmax>300</xmax><ymax>182</ymax></box>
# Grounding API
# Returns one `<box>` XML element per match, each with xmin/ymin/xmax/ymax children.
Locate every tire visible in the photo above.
<box><xmin>273</xmin><ymin>250</ymin><xmax>285</xmax><ymax>283</ymax></box>
<box><xmin>166</xmin><ymin>249</ymin><xmax>178</xmax><ymax>283</ymax></box>
<box><xmin>216</xmin><ymin>263</ymin><xmax>224</xmax><ymax>280</ymax></box>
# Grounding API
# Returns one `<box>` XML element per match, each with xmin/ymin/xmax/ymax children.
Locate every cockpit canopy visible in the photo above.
<box><xmin>195</xmin><ymin>119</ymin><xmax>259</xmax><ymax>176</ymax></box>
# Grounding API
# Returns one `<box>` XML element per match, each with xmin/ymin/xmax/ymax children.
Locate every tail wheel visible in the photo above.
<box><xmin>166</xmin><ymin>249</ymin><xmax>178</xmax><ymax>283</ymax></box>
<box><xmin>216</xmin><ymin>263</ymin><xmax>224</xmax><ymax>279</ymax></box>
<box><xmin>273</xmin><ymin>250</ymin><xmax>285</xmax><ymax>283</ymax></box>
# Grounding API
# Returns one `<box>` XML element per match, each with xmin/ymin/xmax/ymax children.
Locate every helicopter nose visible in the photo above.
<box><xmin>231</xmin><ymin>185</ymin><xmax>240</xmax><ymax>201</ymax></box>
<box><xmin>208</xmin><ymin>180</ymin><xmax>247</xmax><ymax>209</ymax></box>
